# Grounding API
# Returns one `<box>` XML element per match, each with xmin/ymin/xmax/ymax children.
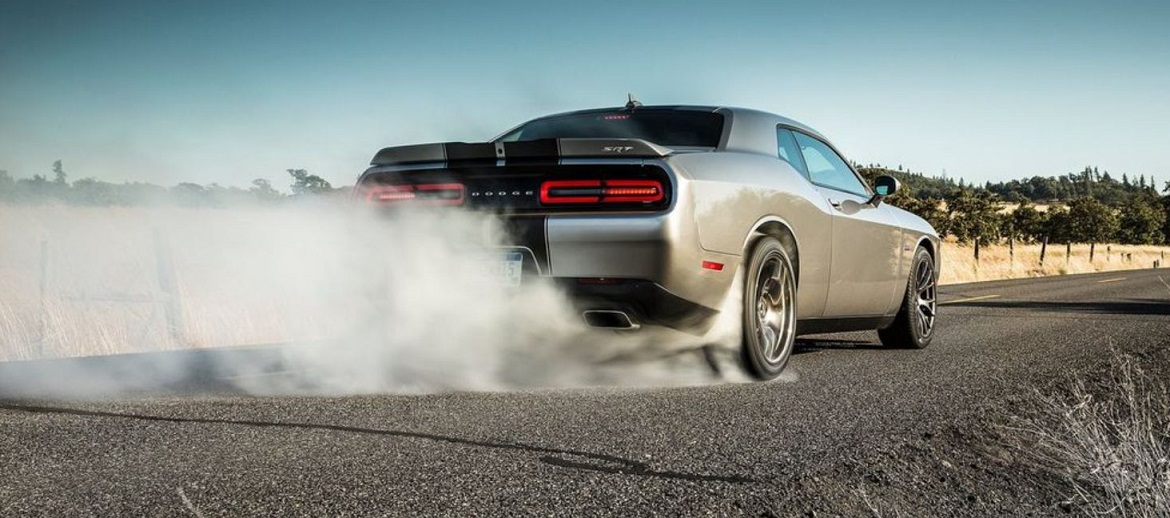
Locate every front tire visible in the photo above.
<box><xmin>741</xmin><ymin>237</ymin><xmax>797</xmax><ymax>380</ymax></box>
<box><xmin>878</xmin><ymin>246</ymin><xmax>937</xmax><ymax>349</ymax></box>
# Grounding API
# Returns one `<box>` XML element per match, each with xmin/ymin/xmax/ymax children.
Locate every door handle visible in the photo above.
<box><xmin>828</xmin><ymin>198</ymin><xmax>842</xmax><ymax>209</ymax></box>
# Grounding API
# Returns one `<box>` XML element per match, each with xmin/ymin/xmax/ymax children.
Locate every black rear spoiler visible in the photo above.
<box><xmin>370</xmin><ymin>138</ymin><xmax>673</xmax><ymax>166</ymax></box>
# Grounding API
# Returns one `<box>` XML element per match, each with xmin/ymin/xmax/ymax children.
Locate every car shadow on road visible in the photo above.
<box><xmin>0</xmin><ymin>402</ymin><xmax>756</xmax><ymax>485</ymax></box>
<box><xmin>948</xmin><ymin>298</ymin><xmax>1170</xmax><ymax>316</ymax></box>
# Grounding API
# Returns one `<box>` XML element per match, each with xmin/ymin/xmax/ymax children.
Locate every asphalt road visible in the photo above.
<box><xmin>2</xmin><ymin>269</ymin><xmax>1169</xmax><ymax>516</ymax></box>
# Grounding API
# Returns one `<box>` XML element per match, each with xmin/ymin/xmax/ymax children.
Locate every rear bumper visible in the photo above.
<box><xmin>558</xmin><ymin>279</ymin><xmax>720</xmax><ymax>334</ymax></box>
<box><xmin>504</xmin><ymin>211</ymin><xmax>738</xmax><ymax>334</ymax></box>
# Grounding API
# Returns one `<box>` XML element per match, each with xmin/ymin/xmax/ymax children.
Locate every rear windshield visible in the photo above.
<box><xmin>497</xmin><ymin>110</ymin><xmax>724</xmax><ymax>148</ymax></box>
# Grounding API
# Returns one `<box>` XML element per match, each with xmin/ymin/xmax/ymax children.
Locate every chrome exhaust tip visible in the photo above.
<box><xmin>582</xmin><ymin>310</ymin><xmax>640</xmax><ymax>330</ymax></box>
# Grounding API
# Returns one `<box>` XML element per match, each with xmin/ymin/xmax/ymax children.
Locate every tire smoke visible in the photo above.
<box><xmin>0</xmin><ymin>203</ymin><xmax>754</xmax><ymax>398</ymax></box>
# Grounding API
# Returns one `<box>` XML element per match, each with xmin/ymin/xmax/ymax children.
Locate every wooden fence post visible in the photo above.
<box><xmin>1090</xmin><ymin>242</ymin><xmax>1095</xmax><ymax>263</ymax></box>
<box><xmin>152</xmin><ymin>228</ymin><xmax>185</xmax><ymax>346</ymax></box>
<box><xmin>38</xmin><ymin>239</ymin><xmax>49</xmax><ymax>356</ymax></box>
<box><xmin>1039</xmin><ymin>236</ymin><xmax>1048</xmax><ymax>267</ymax></box>
<box><xmin>1066</xmin><ymin>242</ymin><xmax>1071</xmax><ymax>264</ymax></box>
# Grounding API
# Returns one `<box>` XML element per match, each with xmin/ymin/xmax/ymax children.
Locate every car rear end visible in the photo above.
<box><xmin>354</xmin><ymin>107</ymin><xmax>736</xmax><ymax>334</ymax></box>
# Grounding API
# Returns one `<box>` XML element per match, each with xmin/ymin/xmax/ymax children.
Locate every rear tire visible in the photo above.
<box><xmin>741</xmin><ymin>237</ymin><xmax>797</xmax><ymax>380</ymax></box>
<box><xmin>878</xmin><ymin>247</ymin><xmax>937</xmax><ymax>349</ymax></box>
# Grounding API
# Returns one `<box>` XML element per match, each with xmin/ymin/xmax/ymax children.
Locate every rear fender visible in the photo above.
<box><xmin>670</xmin><ymin>152</ymin><xmax>833</xmax><ymax>319</ymax></box>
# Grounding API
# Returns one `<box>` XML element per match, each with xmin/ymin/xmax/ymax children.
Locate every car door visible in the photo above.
<box><xmin>791</xmin><ymin>130</ymin><xmax>903</xmax><ymax>317</ymax></box>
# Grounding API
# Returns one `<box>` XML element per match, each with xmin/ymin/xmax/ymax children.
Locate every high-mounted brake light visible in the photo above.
<box><xmin>365</xmin><ymin>183</ymin><xmax>464</xmax><ymax>206</ymax></box>
<box><xmin>540</xmin><ymin>179</ymin><xmax>664</xmax><ymax>205</ymax></box>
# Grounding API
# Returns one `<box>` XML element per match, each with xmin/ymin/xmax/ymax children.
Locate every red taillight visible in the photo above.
<box><xmin>602</xmin><ymin>180</ymin><xmax>665</xmax><ymax>203</ymax></box>
<box><xmin>540</xmin><ymin>180</ymin><xmax>603</xmax><ymax>204</ymax></box>
<box><xmin>365</xmin><ymin>183</ymin><xmax>464</xmax><ymax>206</ymax></box>
<box><xmin>540</xmin><ymin>179</ymin><xmax>664</xmax><ymax>205</ymax></box>
<box><xmin>367</xmin><ymin>185</ymin><xmax>415</xmax><ymax>202</ymax></box>
<box><xmin>700</xmin><ymin>261</ymin><xmax>724</xmax><ymax>271</ymax></box>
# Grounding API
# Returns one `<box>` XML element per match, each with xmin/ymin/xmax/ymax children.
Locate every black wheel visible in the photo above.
<box><xmin>878</xmin><ymin>247</ymin><xmax>937</xmax><ymax>349</ymax></box>
<box><xmin>741</xmin><ymin>237</ymin><xmax>797</xmax><ymax>380</ymax></box>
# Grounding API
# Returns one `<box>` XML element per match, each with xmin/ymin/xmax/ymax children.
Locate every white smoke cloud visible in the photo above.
<box><xmin>0</xmin><ymin>202</ymin><xmax>773</xmax><ymax>399</ymax></box>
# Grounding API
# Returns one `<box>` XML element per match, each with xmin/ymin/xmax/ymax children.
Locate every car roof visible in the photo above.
<box><xmin>511</xmin><ymin>105</ymin><xmax>831</xmax><ymax>156</ymax></box>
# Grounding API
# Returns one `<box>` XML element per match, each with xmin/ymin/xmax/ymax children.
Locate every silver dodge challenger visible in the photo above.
<box><xmin>355</xmin><ymin>101</ymin><xmax>940</xmax><ymax>380</ymax></box>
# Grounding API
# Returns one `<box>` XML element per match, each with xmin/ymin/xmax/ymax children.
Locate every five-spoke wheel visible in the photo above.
<box><xmin>741</xmin><ymin>237</ymin><xmax>797</xmax><ymax>379</ymax></box>
<box><xmin>878</xmin><ymin>246</ymin><xmax>937</xmax><ymax>349</ymax></box>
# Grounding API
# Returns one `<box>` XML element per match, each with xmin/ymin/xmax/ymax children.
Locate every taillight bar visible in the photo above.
<box><xmin>365</xmin><ymin>183</ymin><xmax>464</xmax><ymax>205</ymax></box>
<box><xmin>540</xmin><ymin>179</ymin><xmax>665</xmax><ymax>205</ymax></box>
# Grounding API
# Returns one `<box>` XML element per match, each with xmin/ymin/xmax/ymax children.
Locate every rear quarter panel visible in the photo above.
<box><xmin>668</xmin><ymin>152</ymin><xmax>833</xmax><ymax>319</ymax></box>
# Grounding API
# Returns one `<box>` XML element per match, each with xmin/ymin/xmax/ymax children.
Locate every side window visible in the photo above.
<box><xmin>775</xmin><ymin>127</ymin><xmax>808</xmax><ymax>177</ymax></box>
<box><xmin>793</xmin><ymin>132</ymin><xmax>868</xmax><ymax>196</ymax></box>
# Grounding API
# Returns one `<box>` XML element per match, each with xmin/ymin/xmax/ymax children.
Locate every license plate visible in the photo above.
<box><xmin>486</xmin><ymin>252</ymin><xmax>523</xmax><ymax>287</ymax></box>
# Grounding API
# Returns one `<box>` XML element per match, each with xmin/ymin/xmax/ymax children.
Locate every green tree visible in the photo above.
<box><xmin>1116</xmin><ymin>195</ymin><xmax>1167</xmax><ymax>245</ymax></box>
<box><xmin>1066</xmin><ymin>197</ymin><xmax>1120</xmax><ymax>245</ymax></box>
<box><xmin>70</xmin><ymin>177</ymin><xmax>116</xmax><ymax>206</ymax></box>
<box><xmin>16</xmin><ymin>174</ymin><xmax>51</xmax><ymax>203</ymax></box>
<box><xmin>249</xmin><ymin>178</ymin><xmax>284</xmax><ymax>201</ymax></box>
<box><xmin>203</xmin><ymin>183</ymin><xmax>255</xmax><ymax>206</ymax></box>
<box><xmin>946</xmin><ymin>189</ymin><xmax>1000</xmax><ymax>245</ymax></box>
<box><xmin>1159</xmin><ymin>182</ymin><xmax>1170</xmax><ymax>247</ymax></box>
<box><xmin>171</xmin><ymin>182</ymin><xmax>209</xmax><ymax>206</ymax></box>
<box><xmin>1044</xmin><ymin>206</ymin><xmax>1074</xmax><ymax>244</ymax></box>
<box><xmin>287</xmin><ymin>169</ymin><xmax>333</xmax><ymax>195</ymax></box>
<box><xmin>52</xmin><ymin>160</ymin><xmax>67</xmax><ymax>185</ymax></box>
<box><xmin>1010</xmin><ymin>200</ymin><xmax>1048</xmax><ymax>243</ymax></box>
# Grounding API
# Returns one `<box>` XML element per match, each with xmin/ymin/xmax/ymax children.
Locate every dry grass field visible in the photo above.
<box><xmin>0</xmin><ymin>206</ymin><xmax>354</xmax><ymax>362</ymax></box>
<box><xmin>939</xmin><ymin>238</ymin><xmax>1169</xmax><ymax>285</ymax></box>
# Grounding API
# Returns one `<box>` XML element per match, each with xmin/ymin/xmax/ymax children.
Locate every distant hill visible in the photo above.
<box><xmin>856</xmin><ymin>165</ymin><xmax>958</xmax><ymax>200</ymax></box>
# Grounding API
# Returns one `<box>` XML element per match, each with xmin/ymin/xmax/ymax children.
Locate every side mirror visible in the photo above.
<box><xmin>868</xmin><ymin>175</ymin><xmax>901</xmax><ymax>206</ymax></box>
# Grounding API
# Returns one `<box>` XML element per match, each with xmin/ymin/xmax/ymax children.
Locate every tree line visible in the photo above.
<box><xmin>857</xmin><ymin>165</ymin><xmax>1170</xmax><ymax>247</ymax></box>
<box><xmin>0</xmin><ymin>162</ymin><xmax>338</xmax><ymax>206</ymax></box>
<box><xmin>856</xmin><ymin>163</ymin><xmax>1161</xmax><ymax>205</ymax></box>
<box><xmin>3</xmin><ymin>160</ymin><xmax>1168</xmax><ymax>246</ymax></box>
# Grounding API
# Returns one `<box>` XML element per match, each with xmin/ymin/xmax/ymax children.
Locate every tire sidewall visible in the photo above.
<box><xmin>906</xmin><ymin>247</ymin><xmax>935</xmax><ymax>346</ymax></box>
<box><xmin>741</xmin><ymin>238</ymin><xmax>796</xmax><ymax>379</ymax></box>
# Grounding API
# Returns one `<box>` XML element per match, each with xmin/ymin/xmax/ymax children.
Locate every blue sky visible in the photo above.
<box><xmin>1</xmin><ymin>0</ymin><xmax>1167</xmax><ymax>188</ymax></box>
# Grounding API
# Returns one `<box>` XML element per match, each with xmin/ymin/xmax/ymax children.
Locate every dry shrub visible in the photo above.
<box><xmin>1001</xmin><ymin>350</ymin><xmax>1170</xmax><ymax>516</ymax></box>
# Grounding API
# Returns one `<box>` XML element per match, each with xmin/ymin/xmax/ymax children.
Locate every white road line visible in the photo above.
<box><xmin>177</xmin><ymin>487</ymin><xmax>205</xmax><ymax>518</ymax></box>
<box><xmin>1097</xmin><ymin>277</ymin><xmax>1127</xmax><ymax>284</ymax></box>
<box><xmin>939</xmin><ymin>294</ymin><xmax>1001</xmax><ymax>305</ymax></box>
